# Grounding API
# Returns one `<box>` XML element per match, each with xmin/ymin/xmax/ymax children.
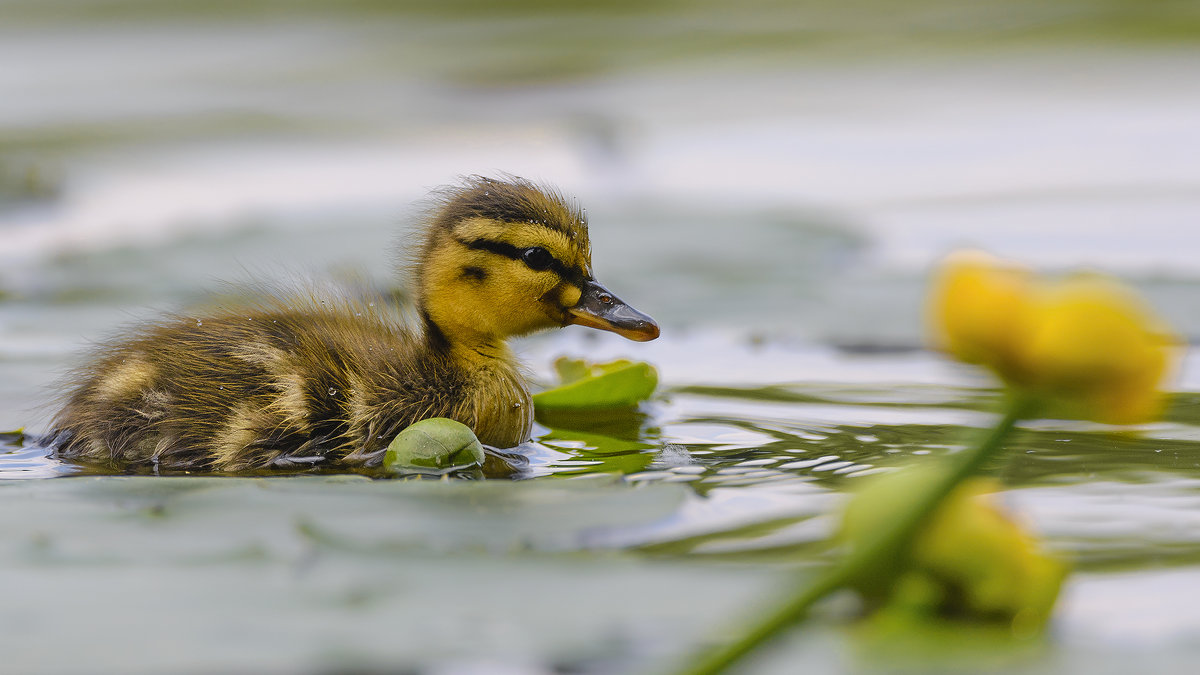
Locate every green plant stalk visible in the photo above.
<box><xmin>678</xmin><ymin>397</ymin><xmax>1036</xmax><ymax>675</ymax></box>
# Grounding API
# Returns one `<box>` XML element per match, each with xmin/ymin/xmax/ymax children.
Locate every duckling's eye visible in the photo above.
<box><xmin>521</xmin><ymin>247</ymin><xmax>554</xmax><ymax>271</ymax></box>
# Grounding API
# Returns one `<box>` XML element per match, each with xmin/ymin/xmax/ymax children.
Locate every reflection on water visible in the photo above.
<box><xmin>8</xmin><ymin>373</ymin><xmax>1200</xmax><ymax>571</ymax></box>
<box><xmin>0</xmin><ymin>431</ymin><xmax>78</xmax><ymax>479</ymax></box>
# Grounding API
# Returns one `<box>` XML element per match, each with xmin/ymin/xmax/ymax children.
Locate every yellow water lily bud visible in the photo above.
<box><xmin>1017</xmin><ymin>274</ymin><xmax>1178</xmax><ymax>425</ymax></box>
<box><xmin>929</xmin><ymin>251</ymin><xmax>1178</xmax><ymax>425</ymax></box>
<box><xmin>927</xmin><ymin>250</ymin><xmax>1036</xmax><ymax>382</ymax></box>
<box><xmin>839</xmin><ymin>467</ymin><xmax>1066</xmax><ymax>632</ymax></box>
<box><xmin>911</xmin><ymin>479</ymin><xmax>1066</xmax><ymax>632</ymax></box>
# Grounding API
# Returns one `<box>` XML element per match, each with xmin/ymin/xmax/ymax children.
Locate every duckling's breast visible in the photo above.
<box><xmin>462</xmin><ymin>362</ymin><xmax>533</xmax><ymax>449</ymax></box>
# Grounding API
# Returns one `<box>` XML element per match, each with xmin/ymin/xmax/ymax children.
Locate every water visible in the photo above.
<box><xmin>3</xmin><ymin>1</ymin><xmax>1200</xmax><ymax>673</ymax></box>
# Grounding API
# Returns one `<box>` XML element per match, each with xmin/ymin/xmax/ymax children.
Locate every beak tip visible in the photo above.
<box><xmin>631</xmin><ymin>322</ymin><xmax>661</xmax><ymax>342</ymax></box>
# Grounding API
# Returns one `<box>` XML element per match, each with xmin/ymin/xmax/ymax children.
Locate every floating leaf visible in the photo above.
<box><xmin>0</xmin><ymin>428</ymin><xmax>25</xmax><ymax>444</ymax></box>
<box><xmin>383</xmin><ymin>418</ymin><xmax>485</xmax><ymax>474</ymax></box>
<box><xmin>533</xmin><ymin>358</ymin><xmax>658</xmax><ymax>410</ymax></box>
<box><xmin>553</xmin><ymin>357</ymin><xmax>594</xmax><ymax>385</ymax></box>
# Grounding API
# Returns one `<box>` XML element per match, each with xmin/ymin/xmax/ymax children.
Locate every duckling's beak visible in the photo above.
<box><xmin>567</xmin><ymin>280</ymin><xmax>660</xmax><ymax>342</ymax></box>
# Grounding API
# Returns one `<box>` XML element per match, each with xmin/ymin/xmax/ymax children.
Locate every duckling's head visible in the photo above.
<box><xmin>416</xmin><ymin>176</ymin><xmax>659</xmax><ymax>351</ymax></box>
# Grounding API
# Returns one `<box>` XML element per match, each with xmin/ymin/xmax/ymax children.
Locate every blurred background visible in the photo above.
<box><xmin>3</xmin><ymin>1</ymin><xmax>1200</xmax><ymax>382</ymax></box>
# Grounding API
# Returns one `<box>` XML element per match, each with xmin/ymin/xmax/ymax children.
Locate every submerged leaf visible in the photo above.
<box><xmin>383</xmin><ymin>418</ymin><xmax>485</xmax><ymax>473</ymax></box>
<box><xmin>534</xmin><ymin>358</ymin><xmax>658</xmax><ymax>410</ymax></box>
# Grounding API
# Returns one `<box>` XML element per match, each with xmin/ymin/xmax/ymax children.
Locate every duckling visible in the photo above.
<box><xmin>49</xmin><ymin>176</ymin><xmax>659</xmax><ymax>472</ymax></box>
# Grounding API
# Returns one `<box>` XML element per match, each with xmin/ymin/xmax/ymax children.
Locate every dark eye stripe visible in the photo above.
<box><xmin>455</xmin><ymin>237</ymin><xmax>587</xmax><ymax>286</ymax></box>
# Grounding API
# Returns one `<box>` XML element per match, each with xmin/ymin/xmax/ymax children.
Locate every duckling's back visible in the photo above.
<box><xmin>51</xmin><ymin>301</ymin><xmax>532</xmax><ymax>472</ymax></box>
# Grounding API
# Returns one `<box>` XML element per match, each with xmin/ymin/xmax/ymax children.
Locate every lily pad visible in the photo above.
<box><xmin>383</xmin><ymin>418</ymin><xmax>485</xmax><ymax>474</ymax></box>
<box><xmin>533</xmin><ymin>358</ymin><xmax>658</xmax><ymax>410</ymax></box>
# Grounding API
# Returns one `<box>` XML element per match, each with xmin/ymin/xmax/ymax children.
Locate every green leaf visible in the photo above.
<box><xmin>383</xmin><ymin>418</ymin><xmax>485</xmax><ymax>474</ymax></box>
<box><xmin>553</xmin><ymin>357</ymin><xmax>593</xmax><ymax>385</ymax></box>
<box><xmin>0</xmin><ymin>428</ymin><xmax>25</xmax><ymax>444</ymax></box>
<box><xmin>533</xmin><ymin>358</ymin><xmax>658</xmax><ymax>410</ymax></box>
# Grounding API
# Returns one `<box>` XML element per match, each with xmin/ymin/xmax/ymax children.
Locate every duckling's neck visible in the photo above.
<box><xmin>450</xmin><ymin>339</ymin><xmax>516</xmax><ymax>369</ymax></box>
<box><xmin>422</xmin><ymin>311</ymin><xmax>514</xmax><ymax>368</ymax></box>
<box><xmin>419</xmin><ymin>310</ymin><xmax>533</xmax><ymax>448</ymax></box>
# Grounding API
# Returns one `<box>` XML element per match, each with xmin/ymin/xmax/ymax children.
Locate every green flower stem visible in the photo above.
<box><xmin>678</xmin><ymin>396</ymin><xmax>1036</xmax><ymax>675</ymax></box>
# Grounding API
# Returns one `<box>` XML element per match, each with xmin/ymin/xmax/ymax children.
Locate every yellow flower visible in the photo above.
<box><xmin>927</xmin><ymin>250</ymin><xmax>1035</xmax><ymax>383</ymax></box>
<box><xmin>910</xmin><ymin>478</ymin><xmax>1066</xmax><ymax>632</ymax></box>
<box><xmin>929</xmin><ymin>251</ymin><xmax>1178</xmax><ymax>425</ymax></box>
<box><xmin>1019</xmin><ymin>274</ymin><xmax>1178</xmax><ymax>425</ymax></box>
<box><xmin>840</xmin><ymin>467</ymin><xmax>1066</xmax><ymax>633</ymax></box>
